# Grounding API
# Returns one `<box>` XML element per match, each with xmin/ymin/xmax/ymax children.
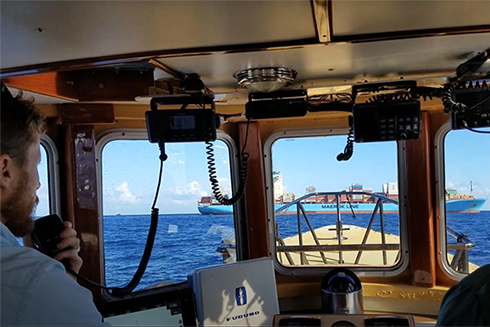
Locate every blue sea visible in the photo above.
<box><xmin>103</xmin><ymin>211</ymin><xmax>490</xmax><ymax>291</ymax></box>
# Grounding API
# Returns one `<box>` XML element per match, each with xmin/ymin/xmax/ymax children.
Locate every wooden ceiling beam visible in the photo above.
<box><xmin>2</xmin><ymin>68</ymin><xmax>155</xmax><ymax>102</ymax></box>
<box><xmin>2</xmin><ymin>72</ymin><xmax>79</xmax><ymax>101</ymax></box>
<box><xmin>74</xmin><ymin>69</ymin><xmax>154</xmax><ymax>102</ymax></box>
<box><xmin>58</xmin><ymin>104</ymin><xmax>115</xmax><ymax>125</ymax></box>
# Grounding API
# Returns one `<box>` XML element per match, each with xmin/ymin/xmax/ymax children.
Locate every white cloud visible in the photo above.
<box><xmin>115</xmin><ymin>182</ymin><xmax>139</xmax><ymax>204</ymax></box>
<box><xmin>170</xmin><ymin>199</ymin><xmax>186</xmax><ymax>205</ymax></box>
<box><xmin>170</xmin><ymin>181</ymin><xmax>208</xmax><ymax>197</ymax></box>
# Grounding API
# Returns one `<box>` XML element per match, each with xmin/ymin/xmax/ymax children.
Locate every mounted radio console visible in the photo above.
<box><xmin>351</xmin><ymin>81</ymin><xmax>421</xmax><ymax>143</ymax></box>
<box><xmin>450</xmin><ymin>84</ymin><xmax>490</xmax><ymax>130</ymax></box>
<box><xmin>145</xmin><ymin>94</ymin><xmax>217</xmax><ymax>143</ymax></box>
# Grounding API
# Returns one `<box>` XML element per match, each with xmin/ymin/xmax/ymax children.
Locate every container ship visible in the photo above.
<box><xmin>197</xmin><ymin>179</ymin><xmax>487</xmax><ymax>215</ymax></box>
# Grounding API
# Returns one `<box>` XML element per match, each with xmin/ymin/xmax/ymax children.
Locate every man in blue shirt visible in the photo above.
<box><xmin>1</xmin><ymin>86</ymin><xmax>108</xmax><ymax>325</ymax></box>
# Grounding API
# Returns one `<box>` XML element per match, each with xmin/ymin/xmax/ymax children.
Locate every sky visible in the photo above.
<box><xmin>34</xmin><ymin>127</ymin><xmax>490</xmax><ymax>217</ymax></box>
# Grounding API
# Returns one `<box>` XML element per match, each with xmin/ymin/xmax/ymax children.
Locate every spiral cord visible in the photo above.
<box><xmin>337</xmin><ymin>116</ymin><xmax>354</xmax><ymax>161</ymax></box>
<box><xmin>366</xmin><ymin>92</ymin><xmax>413</xmax><ymax>103</ymax></box>
<box><xmin>206</xmin><ymin>120</ymin><xmax>250</xmax><ymax>205</ymax></box>
<box><xmin>442</xmin><ymin>80</ymin><xmax>490</xmax><ymax>113</ymax></box>
<box><xmin>442</xmin><ymin>83</ymin><xmax>467</xmax><ymax>113</ymax></box>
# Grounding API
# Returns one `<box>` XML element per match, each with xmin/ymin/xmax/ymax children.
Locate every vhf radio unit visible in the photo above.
<box><xmin>145</xmin><ymin>94</ymin><xmax>218</xmax><ymax>143</ymax></box>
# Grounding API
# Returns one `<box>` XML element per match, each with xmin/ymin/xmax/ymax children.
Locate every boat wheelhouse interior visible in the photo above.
<box><xmin>2</xmin><ymin>1</ymin><xmax>490</xmax><ymax>326</ymax></box>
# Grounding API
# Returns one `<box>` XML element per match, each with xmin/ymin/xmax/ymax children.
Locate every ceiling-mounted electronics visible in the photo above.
<box><xmin>441</xmin><ymin>50</ymin><xmax>490</xmax><ymax>133</ymax></box>
<box><xmin>351</xmin><ymin>81</ymin><xmax>421</xmax><ymax>143</ymax></box>
<box><xmin>451</xmin><ymin>51</ymin><xmax>490</xmax><ymax>83</ymax></box>
<box><xmin>448</xmin><ymin>81</ymin><xmax>490</xmax><ymax>130</ymax></box>
<box><xmin>234</xmin><ymin>67</ymin><xmax>297</xmax><ymax>93</ymax></box>
<box><xmin>145</xmin><ymin>94</ymin><xmax>217</xmax><ymax>143</ymax></box>
<box><xmin>353</xmin><ymin>102</ymin><xmax>420</xmax><ymax>142</ymax></box>
<box><xmin>245</xmin><ymin>89</ymin><xmax>307</xmax><ymax>120</ymax></box>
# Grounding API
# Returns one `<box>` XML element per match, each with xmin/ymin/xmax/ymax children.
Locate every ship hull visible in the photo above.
<box><xmin>445</xmin><ymin>198</ymin><xmax>487</xmax><ymax>213</ymax></box>
<box><xmin>198</xmin><ymin>198</ymin><xmax>487</xmax><ymax>215</ymax></box>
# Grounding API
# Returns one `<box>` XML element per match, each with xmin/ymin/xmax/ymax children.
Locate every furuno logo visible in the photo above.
<box><xmin>235</xmin><ymin>287</ymin><xmax>247</xmax><ymax>306</ymax></box>
<box><xmin>225</xmin><ymin>311</ymin><xmax>260</xmax><ymax>322</ymax></box>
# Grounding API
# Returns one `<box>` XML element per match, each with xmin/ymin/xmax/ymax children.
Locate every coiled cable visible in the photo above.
<box><xmin>337</xmin><ymin>116</ymin><xmax>354</xmax><ymax>162</ymax></box>
<box><xmin>442</xmin><ymin>80</ymin><xmax>490</xmax><ymax>113</ymax></box>
<box><xmin>442</xmin><ymin>83</ymin><xmax>467</xmax><ymax>113</ymax></box>
<box><xmin>366</xmin><ymin>92</ymin><xmax>413</xmax><ymax>103</ymax></box>
<box><xmin>206</xmin><ymin>119</ymin><xmax>250</xmax><ymax>205</ymax></box>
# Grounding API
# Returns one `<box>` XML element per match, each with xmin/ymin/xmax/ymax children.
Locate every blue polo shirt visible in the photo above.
<box><xmin>437</xmin><ymin>264</ymin><xmax>490</xmax><ymax>326</ymax></box>
<box><xmin>0</xmin><ymin>222</ymin><xmax>108</xmax><ymax>326</ymax></box>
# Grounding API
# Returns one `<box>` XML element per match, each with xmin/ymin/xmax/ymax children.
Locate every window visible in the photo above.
<box><xmin>440</xmin><ymin>127</ymin><xmax>490</xmax><ymax>278</ymax></box>
<box><xmin>98</xmin><ymin>131</ymin><xmax>239</xmax><ymax>290</ymax></box>
<box><xmin>20</xmin><ymin>138</ymin><xmax>57</xmax><ymax>245</ymax></box>
<box><xmin>36</xmin><ymin>143</ymin><xmax>51</xmax><ymax>218</ymax></box>
<box><xmin>267</xmin><ymin>132</ymin><xmax>406</xmax><ymax>274</ymax></box>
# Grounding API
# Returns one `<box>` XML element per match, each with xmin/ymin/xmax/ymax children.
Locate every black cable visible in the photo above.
<box><xmin>462</xmin><ymin>121</ymin><xmax>490</xmax><ymax>134</ymax></box>
<box><xmin>465</xmin><ymin>127</ymin><xmax>490</xmax><ymax>134</ymax></box>
<box><xmin>64</xmin><ymin>147</ymin><xmax>166</xmax><ymax>295</ymax></box>
<box><xmin>152</xmin><ymin>142</ymin><xmax>167</xmax><ymax>209</ymax></box>
<box><xmin>65</xmin><ymin>267</ymin><xmax>113</xmax><ymax>290</ymax></box>
<box><xmin>366</xmin><ymin>92</ymin><xmax>413</xmax><ymax>103</ymax></box>
<box><xmin>337</xmin><ymin>116</ymin><xmax>354</xmax><ymax>162</ymax></box>
<box><xmin>111</xmin><ymin>149</ymin><xmax>165</xmax><ymax>296</ymax></box>
<box><xmin>345</xmin><ymin>195</ymin><xmax>357</xmax><ymax>218</ymax></box>
<box><xmin>206</xmin><ymin>119</ymin><xmax>250</xmax><ymax>205</ymax></box>
<box><xmin>467</xmin><ymin>93</ymin><xmax>490</xmax><ymax>111</ymax></box>
<box><xmin>442</xmin><ymin>84</ymin><xmax>467</xmax><ymax>113</ymax></box>
<box><xmin>442</xmin><ymin>81</ymin><xmax>490</xmax><ymax>113</ymax></box>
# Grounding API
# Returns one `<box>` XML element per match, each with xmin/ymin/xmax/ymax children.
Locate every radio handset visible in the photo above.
<box><xmin>30</xmin><ymin>215</ymin><xmax>117</xmax><ymax>291</ymax></box>
<box><xmin>31</xmin><ymin>214</ymin><xmax>71</xmax><ymax>258</ymax></box>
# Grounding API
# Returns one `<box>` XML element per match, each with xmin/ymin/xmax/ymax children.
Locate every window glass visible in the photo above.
<box><xmin>19</xmin><ymin>144</ymin><xmax>51</xmax><ymax>245</ymax></box>
<box><xmin>444</xmin><ymin>128</ymin><xmax>490</xmax><ymax>275</ymax></box>
<box><xmin>36</xmin><ymin>144</ymin><xmax>51</xmax><ymax>217</ymax></box>
<box><xmin>271</xmin><ymin>135</ymin><xmax>401</xmax><ymax>268</ymax></box>
<box><xmin>101</xmin><ymin>139</ymin><xmax>236</xmax><ymax>290</ymax></box>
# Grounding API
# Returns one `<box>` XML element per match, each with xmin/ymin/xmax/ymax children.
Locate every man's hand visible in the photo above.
<box><xmin>53</xmin><ymin>221</ymin><xmax>83</xmax><ymax>276</ymax></box>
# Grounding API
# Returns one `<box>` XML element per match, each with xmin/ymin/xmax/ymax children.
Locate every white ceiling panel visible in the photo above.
<box><xmin>157</xmin><ymin>33</ymin><xmax>490</xmax><ymax>90</ymax></box>
<box><xmin>1</xmin><ymin>1</ymin><xmax>316</xmax><ymax>69</ymax></box>
<box><xmin>332</xmin><ymin>0</ymin><xmax>490</xmax><ymax>36</ymax></box>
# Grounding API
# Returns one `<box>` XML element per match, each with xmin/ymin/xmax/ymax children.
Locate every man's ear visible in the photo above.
<box><xmin>0</xmin><ymin>154</ymin><xmax>16</xmax><ymax>191</ymax></box>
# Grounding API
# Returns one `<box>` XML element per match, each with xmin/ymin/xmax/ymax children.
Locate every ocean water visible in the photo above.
<box><xmin>103</xmin><ymin>211</ymin><xmax>490</xmax><ymax>291</ymax></box>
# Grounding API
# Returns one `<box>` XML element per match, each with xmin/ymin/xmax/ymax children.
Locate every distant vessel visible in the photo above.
<box><xmin>198</xmin><ymin>180</ymin><xmax>487</xmax><ymax>215</ymax></box>
<box><xmin>115</xmin><ymin>212</ymin><xmax>121</xmax><ymax>216</ymax></box>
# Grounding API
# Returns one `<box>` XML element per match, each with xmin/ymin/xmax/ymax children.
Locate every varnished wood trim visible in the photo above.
<box><xmin>240</xmin><ymin>122</ymin><xmax>270</xmax><ymax>258</ymax></box>
<box><xmin>404</xmin><ymin>112</ymin><xmax>436</xmax><ymax>287</ymax></box>
<box><xmin>62</xmin><ymin>125</ymin><xmax>104</xmax><ymax>304</ymax></box>
<box><xmin>2</xmin><ymin>72</ymin><xmax>78</xmax><ymax>101</ymax></box>
<box><xmin>58</xmin><ymin>104</ymin><xmax>115</xmax><ymax>125</ymax></box>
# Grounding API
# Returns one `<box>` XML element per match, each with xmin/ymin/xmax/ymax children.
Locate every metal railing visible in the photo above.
<box><xmin>274</xmin><ymin>191</ymin><xmax>474</xmax><ymax>272</ymax></box>
<box><xmin>447</xmin><ymin>226</ymin><xmax>474</xmax><ymax>273</ymax></box>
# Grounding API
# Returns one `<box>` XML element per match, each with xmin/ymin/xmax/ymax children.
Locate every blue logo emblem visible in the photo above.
<box><xmin>235</xmin><ymin>287</ymin><xmax>247</xmax><ymax>306</ymax></box>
